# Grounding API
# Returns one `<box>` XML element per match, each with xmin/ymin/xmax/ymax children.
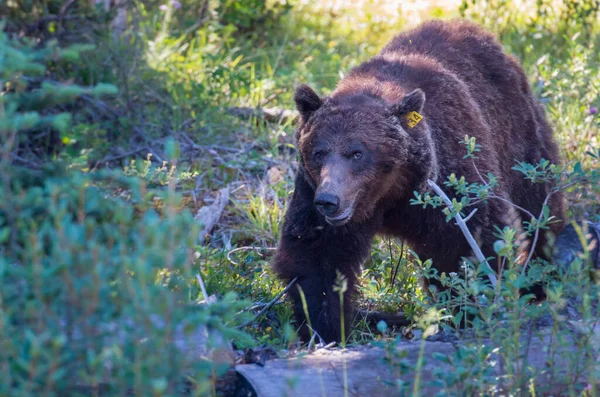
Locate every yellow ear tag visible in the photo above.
<box><xmin>405</xmin><ymin>111</ymin><xmax>423</xmax><ymax>128</ymax></box>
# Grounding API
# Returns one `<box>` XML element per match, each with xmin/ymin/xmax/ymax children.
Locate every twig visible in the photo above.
<box><xmin>11</xmin><ymin>153</ymin><xmax>41</xmax><ymax>168</ymax></box>
<box><xmin>491</xmin><ymin>194</ymin><xmax>536</xmax><ymax>219</ymax></box>
<box><xmin>226</xmin><ymin>246</ymin><xmax>277</xmax><ymax>266</ymax></box>
<box><xmin>96</xmin><ymin>146</ymin><xmax>149</xmax><ymax>166</ymax></box>
<box><xmin>238</xmin><ymin>277</ymin><xmax>298</xmax><ymax>329</ymax></box>
<box><xmin>242</xmin><ymin>301</ymin><xmax>284</xmax><ymax>312</ymax></box>
<box><xmin>307</xmin><ymin>324</ymin><xmax>325</xmax><ymax>350</ymax></box>
<box><xmin>227</xmin><ymin>106</ymin><xmax>298</xmax><ymax>124</ymax></box>
<box><xmin>470</xmin><ymin>158</ymin><xmax>583</xmax><ymax>275</ymax></box>
<box><xmin>148</xmin><ymin>148</ymin><xmax>164</xmax><ymax>164</ymax></box>
<box><xmin>80</xmin><ymin>94</ymin><xmax>122</xmax><ymax>118</ymax></box>
<box><xmin>469</xmin><ymin>158</ymin><xmax>536</xmax><ymax>219</ymax></box>
<box><xmin>59</xmin><ymin>0</ymin><xmax>77</xmax><ymax>17</ymax></box>
<box><xmin>521</xmin><ymin>184</ymin><xmax>577</xmax><ymax>274</ymax></box>
<box><xmin>195</xmin><ymin>273</ymin><xmax>210</xmax><ymax>303</ymax></box>
<box><xmin>461</xmin><ymin>208</ymin><xmax>478</xmax><ymax>223</ymax></box>
<box><xmin>427</xmin><ymin>179</ymin><xmax>498</xmax><ymax>288</ymax></box>
<box><xmin>318</xmin><ymin>341</ymin><xmax>337</xmax><ymax>350</ymax></box>
<box><xmin>390</xmin><ymin>239</ymin><xmax>405</xmax><ymax>289</ymax></box>
<box><xmin>182</xmin><ymin>16</ymin><xmax>211</xmax><ymax>36</ymax></box>
<box><xmin>180</xmin><ymin>132</ymin><xmax>242</xmax><ymax>154</ymax></box>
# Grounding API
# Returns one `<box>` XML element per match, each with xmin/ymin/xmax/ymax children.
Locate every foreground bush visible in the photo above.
<box><xmin>0</xmin><ymin>21</ymin><xmax>247</xmax><ymax>396</ymax></box>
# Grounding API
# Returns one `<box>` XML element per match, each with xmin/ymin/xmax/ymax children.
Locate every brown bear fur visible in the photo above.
<box><xmin>272</xmin><ymin>20</ymin><xmax>565</xmax><ymax>343</ymax></box>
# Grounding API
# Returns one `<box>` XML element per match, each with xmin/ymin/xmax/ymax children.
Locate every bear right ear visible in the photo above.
<box><xmin>294</xmin><ymin>84</ymin><xmax>322</xmax><ymax>122</ymax></box>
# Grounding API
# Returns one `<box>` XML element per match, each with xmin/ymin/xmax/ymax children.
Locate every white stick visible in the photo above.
<box><xmin>196</xmin><ymin>273</ymin><xmax>210</xmax><ymax>303</ymax></box>
<box><xmin>427</xmin><ymin>179</ymin><xmax>498</xmax><ymax>288</ymax></box>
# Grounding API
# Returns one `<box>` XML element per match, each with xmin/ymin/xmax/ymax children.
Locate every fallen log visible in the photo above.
<box><xmin>227</xmin><ymin>107</ymin><xmax>298</xmax><ymax>124</ymax></box>
<box><xmin>236</xmin><ymin>321</ymin><xmax>600</xmax><ymax>396</ymax></box>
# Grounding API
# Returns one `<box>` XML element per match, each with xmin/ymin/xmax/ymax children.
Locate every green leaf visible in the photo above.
<box><xmin>165</xmin><ymin>137</ymin><xmax>180</xmax><ymax>161</ymax></box>
<box><xmin>51</xmin><ymin>113</ymin><xmax>72</xmax><ymax>132</ymax></box>
<box><xmin>91</xmin><ymin>83</ymin><xmax>118</xmax><ymax>96</ymax></box>
<box><xmin>0</xmin><ymin>227</ymin><xmax>9</xmax><ymax>244</ymax></box>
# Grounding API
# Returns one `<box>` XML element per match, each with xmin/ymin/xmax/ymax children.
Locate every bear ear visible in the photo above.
<box><xmin>391</xmin><ymin>89</ymin><xmax>426</xmax><ymax>119</ymax></box>
<box><xmin>294</xmin><ymin>84</ymin><xmax>322</xmax><ymax>122</ymax></box>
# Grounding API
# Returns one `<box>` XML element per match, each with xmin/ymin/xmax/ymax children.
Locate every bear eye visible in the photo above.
<box><xmin>352</xmin><ymin>151</ymin><xmax>363</xmax><ymax>160</ymax></box>
<box><xmin>313</xmin><ymin>151</ymin><xmax>324</xmax><ymax>160</ymax></box>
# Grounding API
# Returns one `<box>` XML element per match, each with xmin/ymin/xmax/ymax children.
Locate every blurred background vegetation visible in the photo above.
<box><xmin>0</xmin><ymin>0</ymin><xmax>598</xmax><ymax>395</ymax></box>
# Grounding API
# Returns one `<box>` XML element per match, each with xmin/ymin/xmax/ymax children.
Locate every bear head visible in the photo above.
<box><xmin>293</xmin><ymin>83</ymin><xmax>433</xmax><ymax>227</ymax></box>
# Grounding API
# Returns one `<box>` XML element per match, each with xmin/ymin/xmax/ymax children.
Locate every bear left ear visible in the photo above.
<box><xmin>390</xmin><ymin>89</ymin><xmax>426</xmax><ymax>119</ymax></box>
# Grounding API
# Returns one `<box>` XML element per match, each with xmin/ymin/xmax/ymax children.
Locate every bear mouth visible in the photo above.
<box><xmin>324</xmin><ymin>189</ymin><xmax>362</xmax><ymax>227</ymax></box>
<box><xmin>325</xmin><ymin>206</ymin><xmax>354</xmax><ymax>226</ymax></box>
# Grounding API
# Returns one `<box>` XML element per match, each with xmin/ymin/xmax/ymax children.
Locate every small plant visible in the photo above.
<box><xmin>361</xmin><ymin>238</ymin><xmax>423</xmax><ymax>319</ymax></box>
<box><xmin>123</xmin><ymin>153</ymin><xmax>198</xmax><ymax>187</ymax></box>
<box><xmin>232</xmin><ymin>184</ymin><xmax>286</xmax><ymax>245</ymax></box>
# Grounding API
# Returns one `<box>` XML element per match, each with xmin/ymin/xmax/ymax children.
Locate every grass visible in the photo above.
<box><xmin>4</xmin><ymin>0</ymin><xmax>600</xmax><ymax>394</ymax></box>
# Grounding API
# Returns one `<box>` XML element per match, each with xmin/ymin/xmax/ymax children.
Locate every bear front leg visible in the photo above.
<box><xmin>272</xmin><ymin>167</ymin><xmax>375</xmax><ymax>343</ymax></box>
<box><xmin>284</xmin><ymin>270</ymin><xmax>358</xmax><ymax>343</ymax></box>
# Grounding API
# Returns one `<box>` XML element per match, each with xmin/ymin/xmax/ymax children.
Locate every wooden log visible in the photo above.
<box><xmin>236</xmin><ymin>322</ymin><xmax>600</xmax><ymax>396</ymax></box>
<box><xmin>195</xmin><ymin>186</ymin><xmax>230</xmax><ymax>242</ymax></box>
<box><xmin>227</xmin><ymin>107</ymin><xmax>298</xmax><ymax>124</ymax></box>
<box><xmin>236</xmin><ymin>343</ymin><xmax>449</xmax><ymax>397</ymax></box>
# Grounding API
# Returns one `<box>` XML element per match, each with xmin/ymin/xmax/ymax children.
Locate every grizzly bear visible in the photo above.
<box><xmin>272</xmin><ymin>20</ymin><xmax>565</xmax><ymax>343</ymax></box>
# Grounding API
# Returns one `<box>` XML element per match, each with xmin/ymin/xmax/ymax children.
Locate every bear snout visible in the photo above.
<box><xmin>314</xmin><ymin>193</ymin><xmax>340</xmax><ymax>217</ymax></box>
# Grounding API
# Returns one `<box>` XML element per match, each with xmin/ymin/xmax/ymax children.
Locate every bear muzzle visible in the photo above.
<box><xmin>314</xmin><ymin>189</ymin><xmax>362</xmax><ymax>227</ymax></box>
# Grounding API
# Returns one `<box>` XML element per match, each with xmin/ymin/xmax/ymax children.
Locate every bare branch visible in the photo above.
<box><xmin>238</xmin><ymin>277</ymin><xmax>298</xmax><ymax>329</ymax></box>
<box><xmin>227</xmin><ymin>246</ymin><xmax>276</xmax><ymax>266</ymax></box>
<box><xmin>147</xmin><ymin>148</ymin><xmax>164</xmax><ymax>164</ymax></box>
<box><xmin>95</xmin><ymin>146</ymin><xmax>150</xmax><ymax>166</ymax></box>
<box><xmin>487</xmin><ymin>194</ymin><xmax>536</xmax><ymax>219</ymax></box>
<box><xmin>469</xmin><ymin>158</ymin><xmax>536</xmax><ymax>218</ymax></box>
<box><xmin>242</xmin><ymin>301</ymin><xmax>284</xmax><ymax>312</ymax></box>
<box><xmin>227</xmin><ymin>106</ymin><xmax>298</xmax><ymax>124</ymax></box>
<box><xmin>195</xmin><ymin>273</ymin><xmax>210</xmax><ymax>303</ymax></box>
<box><xmin>179</xmin><ymin>132</ymin><xmax>242</xmax><ymax>154</ymax></box>
<box><xmin>461</xmin><ymin>208</ymin><xmax>478</xmax><ymax>223</ymax></box>
<box><xmin>521</xmin><ymin>183</ymin><xmax>578</xmax><ymax>274</ymax></box>
<box><xmin>427</xmin><ymin>179</ymin><xmax>498</xmax><ymax>288</ymax></box>
<box><xmin>11</xmin><ymin>153</ymin><xmax>41</xmax><ymax>168</ymax></box>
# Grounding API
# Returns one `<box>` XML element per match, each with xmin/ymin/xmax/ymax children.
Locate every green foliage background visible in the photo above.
<box><xmin>1</xmin><ymin>0</ymin><xmax>599</xmax><ymax>395</ymax></box>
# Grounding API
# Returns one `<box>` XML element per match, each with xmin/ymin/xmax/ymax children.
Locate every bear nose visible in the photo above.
<box><xmin>314</xmin><ymin>193</ymin><xmax>340</xmax><ymax>216</ymax></box>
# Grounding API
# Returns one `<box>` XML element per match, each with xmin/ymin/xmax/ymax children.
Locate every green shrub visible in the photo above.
<box><xmin>0</xmin><ymin>22</ymin><xmax>117</xmax><ymax>164</ymax></box>
<box><xmin>0</xmin><ymin>20</ymin><xmax>250</xmax><ymax>396</ymax></box>
<box><xmin>217</xmin><ymin>0</ymin><xmax>293</xmax><ymax>31</ymax></box>
<box><xmin>381</xmin><ymin>137</ymin><xmax>600</xmax><ymax>394</ymax></box>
